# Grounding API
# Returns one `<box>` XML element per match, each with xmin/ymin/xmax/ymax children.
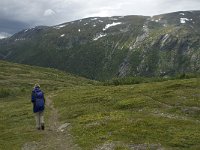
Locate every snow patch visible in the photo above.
<box><xmin>180</xmin><ymin>18</ymin><xmax>192</xmax><ymax>24</ymax></box>
<box><xmin>84</xmin><ymin>23</ymin><xmax>88</xmax><ymax>25</ymax></box>
<box><xmin>151</xmin><ymin>18</ymin><xmax>161</xmax><ymax>22</ymax></box>
<box><xmin>15</xmin><ymin>38</ymin><xmax>26</xmax><ymax>41</ymax></box>
<box><xmin>93</xmin><ymin>33</ymin><xmax>107</xmax><ymax>41</ymax></box>
<box><xmin>103</xmin><ymin>22</ymin><xmax>122</xmax><ymax>31</ymax></box>
<box><xmin>163</xmin><ymin>24</ymin><xmax>167</xmax><ymax>27</ymax></box>
<box><xmin>93</xmin><ymin>24</ymin><xmax>96</xmax><ymax>27</ymax></box>
<box><xmin>60</xmin><ymin>34</ymin><xmax>65</xmax><ymax>37</ymax></box>
<box><xmin>180</xmin><ymin>13</ymin><xmax>185</xmax><ymax>16</ymax></box>
<box><xmin>78</xmin><ymin>29</ymin><xmax>81</xmax><ymax>32</ymax></box>
<box><xmin>99</xmin><ymin>20</ymin><xmax>103</xmax><ymax>23</ymax></box>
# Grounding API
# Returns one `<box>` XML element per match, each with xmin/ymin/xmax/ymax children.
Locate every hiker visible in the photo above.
<box><xmin>31</xmin><ymin>84</ymin><xmax>45</xmax><ymax>130</ymax></box>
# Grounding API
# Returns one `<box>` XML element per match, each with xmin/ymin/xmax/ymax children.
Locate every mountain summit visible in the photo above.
<box><xmin>0</xmin><ymin>11</ymin><xmax>200</xmax><ymax>80</ymax></box>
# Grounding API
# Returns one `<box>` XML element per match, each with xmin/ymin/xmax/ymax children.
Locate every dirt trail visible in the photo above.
<box><xmin>22</xmin><ymin>95</ymin><xmax>80</xmax><ymax>150</ymax></box>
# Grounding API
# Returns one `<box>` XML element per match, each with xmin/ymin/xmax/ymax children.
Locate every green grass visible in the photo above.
<box><xmin>1</xmin><ymin>60</ymin><xmax>200</xmax><ymax>149</ymax></box>
<box><xmin>0</xmin><ymin>60</ymin><xmax>95</xmax><ymax>149</ymax></box>
<box><xmin>54</xmin><ymin>78</ymin><xmax>200</xmax><ymax>149</ymax></box>
<box><xmin>0</xmin><ymin>96</ymin><xmax>43</xmax><ymax>149</ymax></box>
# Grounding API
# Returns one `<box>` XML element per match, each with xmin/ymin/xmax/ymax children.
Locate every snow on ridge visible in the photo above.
<box><xmin>54</xmin><ymin>24</ymin><xmax>66</xmax><ymax>29</ymax></box>
<box><xmin>91</xmin><ymin>18</ymin><xmax>98</xmax><ymax>20</ymax></box>
<box><xmin>60</xmin><ymin>34</ymin><xmax>65</xmax><ymax>37</ymax></box>
<box><xmin>93</xmin><ymin>33</ymin><xmax>107</xmax><ymax>41</ymax></box>
<box><xmin>103</xmin><ymin>22</ymin><xmax>122</xmax><ymax>31</ymax></box>
<box><xmin>24</xmin><ymin>27</ymin><xmax>35</xmax><ymax>32</ymax></box>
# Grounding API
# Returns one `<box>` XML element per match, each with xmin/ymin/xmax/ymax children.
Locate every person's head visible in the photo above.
<box><xmin>34</xmin><ymin>83</ymin><xmax>40</xmax><ymax>89</ymax></box>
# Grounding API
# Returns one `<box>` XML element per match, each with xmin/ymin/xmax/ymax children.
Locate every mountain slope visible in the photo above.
<box><xmin>0</xmin><ymin>11</ymin><xmax>200</xmax><ymax>80</ymax></box>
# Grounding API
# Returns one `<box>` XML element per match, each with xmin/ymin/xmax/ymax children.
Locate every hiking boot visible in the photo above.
<box><xmin>41</xmin><ymin>124</ymin><xmax>45</xmax><ymax>130</ymax></box>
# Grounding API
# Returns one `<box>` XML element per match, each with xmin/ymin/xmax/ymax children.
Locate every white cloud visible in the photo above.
<box><xmin>0</xmin><ymin>32</ymin><xmax>11</xmax><ymax>39</ymax></box>
<box><xmin>44</xmin><ymin>9</ymin><xmax>56</xmax><ymax>16</ymax></box>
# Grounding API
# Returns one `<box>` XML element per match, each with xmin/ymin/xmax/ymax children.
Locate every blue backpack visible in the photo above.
<box><xmin>35</xmin><ymin>90</ymin><xmax>45</xmax><ymax>111</ymax></box>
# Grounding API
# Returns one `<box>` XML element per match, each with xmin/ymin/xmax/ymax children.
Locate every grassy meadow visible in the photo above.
<box><xmin>54</xmin><ymin>78</ymin><xmax>200</xmax><ymax>149</ymax></box>
<box><xmin>0</xmin><ymin>60</ymin><xmax>94</xmax><ymax>149</ymax></box>
<box><xmin>0</xmin><ymin>60</ymin><xmax>200</xmax><ymax>149</ymax></box>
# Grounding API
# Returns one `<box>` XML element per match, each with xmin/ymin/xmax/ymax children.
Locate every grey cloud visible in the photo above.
<box><xmin>0</xmin><ymin>19</ymin><xmax>30</xmax><ymax>34</ymax></box>
<box><xmin>0</xmin><ymin>0</ymin><xmax>200</xmax><ymax>35</ymax></box>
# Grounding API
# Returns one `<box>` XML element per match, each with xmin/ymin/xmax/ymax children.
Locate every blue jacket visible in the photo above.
<box><xmin>31</xmin><ymin>87</ymin><xmax>45</xmax><ymax>113</ymax></box>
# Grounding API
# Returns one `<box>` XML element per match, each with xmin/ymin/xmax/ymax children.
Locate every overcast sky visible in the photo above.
<box><xmin>0</xmin><ymin>0</ymin><xmax>200</xmax><ymax>35</ymax></box>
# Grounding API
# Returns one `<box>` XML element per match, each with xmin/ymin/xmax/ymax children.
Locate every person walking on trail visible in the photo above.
<box><xmin>31</xmin><ymin>84</ymin><xmax>45</xmax><ymax>130</ymax></box>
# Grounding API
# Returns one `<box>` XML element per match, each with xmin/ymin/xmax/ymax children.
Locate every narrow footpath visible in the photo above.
<box><xmin>22</xmin><ymin>95</ymin><xmax>80</xmax><ymax>150</ymax></box>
